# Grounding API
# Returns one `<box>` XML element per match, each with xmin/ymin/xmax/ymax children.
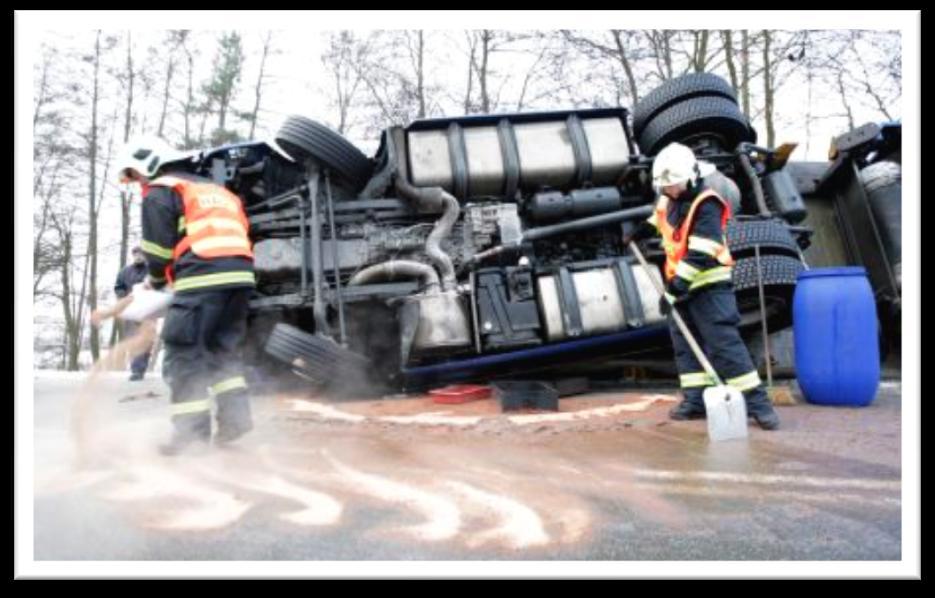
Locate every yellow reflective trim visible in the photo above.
<box><xmin>170</xmin><ymin>399</ymin><xmax>211</xmax><ymax>416</ymax></box>
<box><xmin>726</xmin><ymin>371</ymin><xmax>762</xmax><ymax>392</ymax></box>
<box><xmin>210</xmin><ymin>376</ymin><xmax>248</xmax><ymax>396</ymax></box>
<box><xmin>646</xmin><ymin>213</ymin><xmax>659</xmax><ymax>229</ymax></box>
<box><xmin>688</xmin><ymin>235</ymin><xmax>724</xmax><ymax>258</ymax></box>
<box><xmin>173</xmin><ymin>271</ymin><xmax>256</xmax><ymax>292</ymax></box>
<box><xmin>680</xmin><ymin>372</ymin><xmax>715</xmax><ymax>388</ymax></box>
<box><xmin>688</xmin><ymin>266</ymin><xmax>733</xmax><ymax>291</ymax></box>
<box><xmin>191</xmin><ymin>236</ymin><xmax>251</xmax><ymax>253</ymax></box>
<box><xmin>675</xmin><ymin>261</ymin><xmax>701</xmax><ymax>283</ymax></box>
<box><xmin>186</xmin><ymin>217</ymin><xmax>247</xmax><ymax>236</ymax></box>
<box><xmin>178</xmin><ymin>216</ymin><xmax>186</xmax><ymax>234</ymax></box>
<box><xmin>141</xmin><ymin>239</ymin><xmax>174</xmax><ymax>260</ymax></box>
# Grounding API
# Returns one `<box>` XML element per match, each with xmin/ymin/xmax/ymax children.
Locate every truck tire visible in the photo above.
<box><xmin>731</xmin><ymin>254</ymin><xmax>804</xmax><ymax>331</ymax></box>
<box><xmin>275</xmin><ymin>116</ymin><xmax>373</xmax><ymax>193</ymax></box>
<box><xmin>264</xmin><ymin>322</ymin><xmax>370</xmax><ymax>387</ymax></box>
<box><xmin>726</xmin><ymin>218</ymin><xmax>801</xmax><ymax>260</ymax></box>
<box><xmin>638</xmin><ymin>96</ymin><xmax>755</xmax><ymax>156</ymax></box>
<box><xmin>632</xmin><ymin>73</ymin><xmax>738</xmax><ymax>138</ymax></box>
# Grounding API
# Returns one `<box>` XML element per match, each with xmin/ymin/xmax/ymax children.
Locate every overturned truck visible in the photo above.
<box><xmin>189</xmin><ymin>74</ymin><xmax>819</xmax><ymax>391</ymax></box>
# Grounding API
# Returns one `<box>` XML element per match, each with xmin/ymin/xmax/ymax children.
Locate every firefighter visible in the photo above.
<box><xmin>116</xmin><ymin>136</ymin><xmax>257</xmax><ymax>455</ymax></box>
<box><xmin>114</xmin><ymin>246</ymin><xmax>152</xmax><ymax>381</ymax></box>
<box><xmin>625</xmin><ymin>142</ymin><xmax>780</xmax><ymax>430</ymax></box>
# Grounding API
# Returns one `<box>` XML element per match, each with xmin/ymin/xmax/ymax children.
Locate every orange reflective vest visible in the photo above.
<box><xmin>149</xmin><ymin>174</ymin><xmax>253</xmax><ymax>261</ymax></box>
<box><xmin>648</xmin><ymin>189</ymin><xmax>735</xmax><ymax>282</ymax></box>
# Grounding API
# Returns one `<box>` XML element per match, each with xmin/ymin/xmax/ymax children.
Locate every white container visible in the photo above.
<box><xmin>119</xmin><ymin>284</ymin><xmax>173</xmax><ymax>322</ymax></box>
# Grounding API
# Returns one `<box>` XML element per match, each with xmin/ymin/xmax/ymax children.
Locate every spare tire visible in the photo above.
<box><xmin>632</xmin><ymin>73</ymin><xmax>738</xmax><ymax>138</ymax></box>
<box><xmin>264</xmin><ymin>322</ymin><xmax>370</xmax><ymax>387</ymax></box>
<box><xmin>275</xmin><ymin>115</ymin><xmax>373</xmax><ymax>193</ymax></box>
<box><xmin>726</xmin><ymin>218</ymin><xmax>801</xmax><ymax>260</ymax></box>
<box><xmin>638</xmin><ymin>96</ymin><xmax>755</xmax><ymax>156</ymax></box>
<box><xmin>731</xmin><ymin>254</ymin><xmax>804</xmax><ymax>331</ymax></box>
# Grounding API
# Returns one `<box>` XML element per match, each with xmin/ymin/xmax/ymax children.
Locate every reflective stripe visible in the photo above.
<box><xmin>178</xmin><ymin>216</ymin><xmax>186</xmax><ymax>234</ymax></box>
<box><xmin>210</xmin><ymin>376</ymin><xmax>248</xmax><ymax>396</ymax></box>
<box><xmin>141</xmin><ymin>239</ymin><xmax>174</xmax><ymax>260</ymax></box>
<box><xmin>191</xmin><ymin>236</ymin><xmax>252</xmax><ymax>254</ymax></box>
<box><xmin>688</xmin><ymin>266</ymin><xmax>733</xmax><ymax>291</ymax></box>
<box><xmin>173</xmin><ymin>271</ymin><xmax>256</xmax><ymax>292</ymax></box>
<box><xmin>688</xmin><ymin>235</ymin><xmax>725</xmax><ymax>258</ymax></box>
<box><xmin>664</xmin><ymin>292</ymin><xmax>676</xmax><ymax>304</ymax></box>
<box><xmin>674</xmin><ymin>261</ymin><xmax>700</xmax><ymax>283</ymax></box>
<box><xmin>646</xmin><ymin>213</ymin><xmax>659</xmax><ymax>229</ymax></box>
<box><xmin>726</xmin><ymin>370</ymin><xmax>762</xmax><ymax>392</ymax></box>
<box><xmin>170</xmin><ymin>399</ymin><xmax>211</xmax><ymax>416</ymax></box>
<box><xmin>680</xmin><ymin>372</ymin><xmax>715</xmax><ymax>388</ymax></box>
<box><xmin>186</xmin><ymin>217</ymin><xmax>247</xmax><ymax>236</ymax></box>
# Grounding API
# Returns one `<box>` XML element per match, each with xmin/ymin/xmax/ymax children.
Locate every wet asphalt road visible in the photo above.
<box><xmin>32</xmin><ymin>372</ymin><xmax>902</xmax><ymax>561</ymax></box>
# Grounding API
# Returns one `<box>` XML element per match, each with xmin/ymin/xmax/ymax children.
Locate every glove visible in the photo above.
<box><xmin>666</xmin><ymin>277</ymin><xmax>691</xmax><ymax>303</ymax></box>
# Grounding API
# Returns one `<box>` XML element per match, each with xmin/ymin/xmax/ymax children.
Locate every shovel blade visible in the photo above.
<box><xmin>703</xmin><ymin>386</ymin><xmax>749</xmax><ymax>442</ymax></box>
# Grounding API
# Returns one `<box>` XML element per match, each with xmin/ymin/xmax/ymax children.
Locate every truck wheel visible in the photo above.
<box><xmin>638</xmin><ymin>96</ymin><xmax>755</xmax><ymax>156</ymax></box>
<box><xmin>632</xmin><ymin>73</ymin><xmax>738</xmax><ymax>138</ymax></box>
<box><xmin>731</xmin><ymin>254</ymin><xmax>804</xmax><ymax>331</ymax></box>
<box><xmin>264</xmin><ymin>322</ymin><xmax>370</xmax><ymax>388</ymax></box>
<box><xmin>726</xmin><ymin>217</ymin><xmax>801</xmax><ymax>260</ymax></box>
<box><xmin>275</xmin><ymin>115</ymin><xmax>373</xmax><ymax>193</ymax></box>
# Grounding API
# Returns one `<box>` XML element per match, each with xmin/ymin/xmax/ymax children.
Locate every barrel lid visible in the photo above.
<box><xmin>798</xmin><ymin>267</ymin><xmax>867</xmax><ymax>280</ymax></box>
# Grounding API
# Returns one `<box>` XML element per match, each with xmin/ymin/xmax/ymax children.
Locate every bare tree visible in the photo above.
<box><xmin>246</xmin><ymin>31</ymin><xmax>274</xmax><ymax>139</ymax></box>
<box><xmin>85</xmin><ymin>30</ymin><xmax>103</xmax><ymax>362</ymax></box>
<box><xmin>762</xmin><ymin>30</ymin><xmax>775</xmax><ymax>147</ymax></box>
<box><xmin>740</xmin><ymin>30</ymin><xmax>751</xmax><ymax>118</ymax></box>
<box><xmin>321</xmin><ymin>31</ymin><xmax>369</xmax><ymax>135</ymax></box>
<box><xmin>721</xmin><ymin>30</ymin><xmax>739</xmax><ymax>93</ymax></box>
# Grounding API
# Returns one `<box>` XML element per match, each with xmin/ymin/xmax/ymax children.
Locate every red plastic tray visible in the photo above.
<box><xmin>429</xmin><ymin>384</ymin><xmax>492</xmax><ymax>405</ymax></box>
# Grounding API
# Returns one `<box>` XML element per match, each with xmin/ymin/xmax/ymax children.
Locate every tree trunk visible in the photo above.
<box><xmin>478</xmin><ymin>30</ymin><xmax>491</xmax><ymax>113</ymax></box>
<box><xmin>464</xmin><ymin>33</ymin><xmax>476</xmax><ymax>113</ymax></box>
<box><xmin>87</xmin><ymin>31</ymin><xmax>101</xmax><ymax>363</ymax></box>
<box><xmin>741</xmin><ymin>30</ymin><xmax>751</xmax><ymax>118</ymax></box>
<box><xmin>416</xmin><ymin>31</ymin><xmax>426</xmax><ymax>119</ymax></box>
<box><xmin>722</xmin><ymin>30</ymin><xmax>739</xmax><ymax>93</ymax></box>
<box><xmin>249</xmin><ymin>31</ymin><xmax>273</xmax><ymax>139</ymax></box>
<box><xmin>695</xmin><ymin>30</ymin><xmax>709</xmax><ymax>73</ymax></box>
<box><xmin>612</xmin><ymin>30</ymin><xmax>640</xmax><ymax>104</ymax></box>
<box><xmin>762</xmin><ymin>30</ymin><xmax>775</xmax><ymax>148</ymax></box>
<box><xmin>184</xmin><ymin>46</ymin><xmax>194</xmax><ymax>148</ymax></box>
<box><xmin>158</xmin><ymin>58</ymin><xmax>174</xmax><ymax>138</ymax></box>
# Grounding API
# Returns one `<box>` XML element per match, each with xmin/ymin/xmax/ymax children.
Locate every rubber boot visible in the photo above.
<box><xmin>669</xmin><ymin>390</ymin><xmax>707</xmax><ymax>420</ymax></box>
<box><xmin>215</xmin><ymin>392</ymin><xmax>253</xmax><ymax>445</ymax></box>
<box><xmin>159</xmin><ymin>414</ymin><xmax>211</xmax><ymax>456</ymax></box>
<box><xmin>745</xmin><ymin>389</ymin><xmax>780</xmax><ymax>430</ymax></box>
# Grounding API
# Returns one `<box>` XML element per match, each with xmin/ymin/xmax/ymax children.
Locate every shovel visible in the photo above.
<box><xmin>627</xmin><ymin>242</ymin><xmax>748</xmax><ymax>442</ymax></box>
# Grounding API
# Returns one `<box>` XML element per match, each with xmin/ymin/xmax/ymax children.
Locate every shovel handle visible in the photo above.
<box><xmin>627</xmin><ymin>242</ymin><xmax>724</xmax><ymax>386</ymax></box>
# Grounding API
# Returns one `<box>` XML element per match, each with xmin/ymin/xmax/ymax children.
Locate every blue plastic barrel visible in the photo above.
<box><xmin>793</xmin><ymin>267</ymin><xmax>880</xmax><ymax>406</ymax></box>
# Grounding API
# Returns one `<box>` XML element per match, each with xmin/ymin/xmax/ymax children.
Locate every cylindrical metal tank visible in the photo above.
<box><xmin>536</xmin><ymin>260</ymin><xmax>666</xmax><ymax>342</ymax></box>
<box><xmin>406</xmin><ymin>111</ymin><xmax>631</xmax><ymax>199</ymax></box>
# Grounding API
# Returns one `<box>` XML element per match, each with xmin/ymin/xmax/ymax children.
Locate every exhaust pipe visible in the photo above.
<box><xmin>348</xmin><ymin>260</ymin><xmax>440</xmax><ymax>291</ymax></box>
<box><xmin>390</xmin><ymin>128</ymin><xmax>459</xmax><ymax>291</ymax></box>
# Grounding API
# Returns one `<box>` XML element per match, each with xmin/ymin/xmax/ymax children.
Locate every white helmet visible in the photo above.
<box><xmin>651</xmin><ymin>142</ymin><xmax>716</xmax><ymax>188</ymax></box>
<box><xmin>116</xmin><ymin>135</ymin><xmax>190</xmax><ymax>183</ymax></box>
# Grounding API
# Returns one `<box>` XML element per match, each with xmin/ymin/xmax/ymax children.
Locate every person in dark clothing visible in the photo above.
<box><xmin>625</xmin><ymin>142</ymin><xmax>779</xmax><ymax>430</ymax></box>
<box><xmin>116</xmin><ymin>135</ymin><xmax>256</xmax><ymax>456</ymax></box>
<box><xmin>114</xmin><ymin>246</ymin><xmax>151</xmax><ymax>380</ymax></box>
